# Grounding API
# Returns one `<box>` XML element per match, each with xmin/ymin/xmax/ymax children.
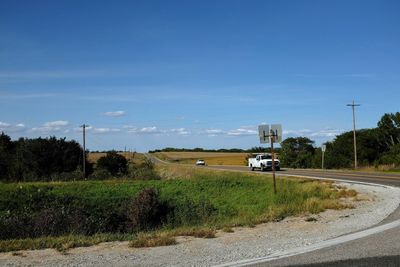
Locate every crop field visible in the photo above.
<box><xmin>154</xmin><ymin>152</ymin><xmax>250</xmax><ymax>165</ymax></box>
<box><xmin>0</xmin><ymin>165</ymin><xmax>357</xmax><ymax>252</ymax></box>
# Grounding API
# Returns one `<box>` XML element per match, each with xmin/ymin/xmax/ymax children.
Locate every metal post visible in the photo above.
<box><xmin>322</xmin><ymin>151</ymin><xmax>325</xmax><ymax>170</ymax></box>
<box><xmin>347</xmin><ymin>101</ymin><xmax>360</xmax><ymax>169</ymax></box>
<box><xmin>270</xmin><ymin>130</ymin><xmax>277</xmax><ymax>194</ymax></box>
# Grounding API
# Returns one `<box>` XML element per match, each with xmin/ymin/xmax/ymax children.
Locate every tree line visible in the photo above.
<box><xmin>0</xmin><ymin>134</ymin><xmax>92</xmax><ymax>182</ymax></box>
<box><xmin>0</xmin><ymin>133</ymin><xmax>157</xmax><ymax>182</ymax></box>
<box><xmin>279</xmin><ymin>112</ymin><xmax>400</xmax><ymax>169</ymax></box>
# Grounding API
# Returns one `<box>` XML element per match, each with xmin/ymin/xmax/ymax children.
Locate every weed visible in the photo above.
<box><xmin>129</xmin><ymin>233</ymin><xmax>177</xmax><ymax>248</ymax></box>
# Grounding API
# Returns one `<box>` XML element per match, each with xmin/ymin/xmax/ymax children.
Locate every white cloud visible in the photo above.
<box><xmin>92</xmin><ymin>128</ymin><xmax>121</xmax><ymax>134</ymax></box>
<box><xmin>0</xmin><ymin>121</ymin><xmax>26</xmax><ymax>132</ymax></box>
<box><xmin>167</xmin><ymin>128</ymin><xmax>190</xmax><ymax>135</ymax></box>
<box><xmin>227</xmin><ymin>128</ymin><xmax>257</xmax><ymax>136</ymax></box>
<box><xmin>0</xmin><ymin>122</ymin><xmax>11</xmax><ymax>127</ymax></box>
<box><xmin>31</xmin><ymin>120</ymin><xmax>69</xmax><ymax>133</ymax></box>
<box><xmin>126</xmin><ymin>126</ymin><xmax>189</xmax><ymax>135</ymax></box>
<box><xmin>205</xmin><ymin>129</ymin><xmax>225</xmax><ymax>135</ymax></box>
<box><xmin>43</xmin><ymin>120</ymin><xmax>69</xmax><ymax>127</ymax></box>
<box><xmin>283</xmin><ymin>128</ymin><xmax>344</xmax><ymax>139</ymax></box>
<box><xmin>203</xmin><ymin>126</ymin><xmax>257</xmax><ymax>137</ymax></box>
<box><xmin>283</xmin><ymin>129</ymin><xmax>312</xmax><ymax>136</ymax></box>
<box><xmin>310</xmin><ymin>129</ymin><xmax>344</xmax><ymax>138</ymax></box>
<box><xmin>127</xmin><ymin>126</ymin><xmax>161</xmax><ymax>135</ymax></box>
<box><xmin>104</xmin><ymin>111</ymin><xmax>126</xmax><ymax>117</ymax></box>
<box><xmin>140</xmin><ymin>127</ymin><xmax>159</xmax><ymax>133</ymax></box>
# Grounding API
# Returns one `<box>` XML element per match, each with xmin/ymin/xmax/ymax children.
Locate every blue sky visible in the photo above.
<box><xmin>1</xmin><ymin>0</ymin><xmax>399</xmax><ymax>152</ymax></box>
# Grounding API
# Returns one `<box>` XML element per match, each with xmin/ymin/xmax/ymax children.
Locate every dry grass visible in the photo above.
<box><xmin>156</xmin><ymin>164</ymin><xmax>198</xmax><ymax>180</ymax></box>
<box><xmin>222</xmin><ymin>227</ymin><xmax>234</xmax><ymax>233</ymax></box>
<box><xmin>129</xmin><ymin>233</ymin><xmax>177</xmax><ymax>248</ymax></box>
<box><xmin>155</xmin><ymin>152</ymin><xmax>249</xmax><ymax>166</ymax></box>
<box><xmin>171</xmin><ymin>228</ymin><xmax>217</xmax><ymax>239</ymax></box>
<box><xmin>0</xmin><ymin>234</ymin><xmax>132</xmax><ymax>253</ymax></box>
<box><xmin>338</xmin><ymin>189</ymin><xmax>358</xmax><ymax>198</ymax></box>
<box><xmin>129</xmin><ymin>228</ymin><xmax>216</xmax><ymax>248</ymax></box>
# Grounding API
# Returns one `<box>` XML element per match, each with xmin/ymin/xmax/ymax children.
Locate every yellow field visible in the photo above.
<box><xmin>88</xmin><ymin>152</ymin><xmax>146</xmax><ymax>165</ymax></box>
<box><xmin>154</xmin><ymin>152</ymin><xmax>250</xmax><ymax>166</ymax></box>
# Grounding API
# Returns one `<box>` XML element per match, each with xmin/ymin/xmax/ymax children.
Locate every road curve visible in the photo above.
<box><xmin>147</xmin><ymin>154</ymin><xmax>400</xmax><ymax>266</ymax></box>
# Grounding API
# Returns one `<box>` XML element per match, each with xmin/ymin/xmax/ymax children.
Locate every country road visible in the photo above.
<box><xmin>147</xmin><ymin>154</ymin><xmax>400</xmax><ymax>267</ymax></box>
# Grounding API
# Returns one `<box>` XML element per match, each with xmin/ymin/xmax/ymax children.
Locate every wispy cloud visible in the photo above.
<box><xmin>293</xmin><ymin>73</ymin><xmax>375</xmax><ymax>78</ymax></box>
<box><xmin>126</xmin><ymin>126</ymin><xmax>161</xmax><ymax>135</ymax></box>
<box><xmin>31</xmin><ymin>120</ymin><xmax>69</xmax><ymax>133</ymax></box>
<box><xmin>125</xmin><ymin>126</ymin><xmax>189</xmax><ymax>136</ymax></box>
<box><xmin>227</xmin><ymin>128</ymin><xmax>257</xmax><ymax>136</ymax></box>
<box><xmin>92</xmin><ymin>127</ymin><xmax>121</xmax><ymax>134</ymax></box>
<box><xmin>0</xmin><ymin>70</ymin><xmax>111</xmax><ymax>79</ymax></box>
<box><xmin>283</xmin><ymin>128</ymin><xmax>344</xmax><ymax>139</ymax></box>
<box><xmin>104</xmin><ymin>111</ymin><xmax>126</xmax><ymax>117</ymax></box>
<box><xmin>0</xmin><ymin>92</ymin><xmax>60</xmax><ymax>99</ymax></box>
<box><xmin>167</xmin><ymin>128</ymin><xmax>190</xmax><ymax>135</ymax></box>
<box><xmin>0</xmin><ymin>121</ymin><xmax>26</xmax><ymax>133</ymax></box>
<box><xmin>203</xmin><ymin>126</ymin><xmax>257</xmax><ymax>137</ymax></box>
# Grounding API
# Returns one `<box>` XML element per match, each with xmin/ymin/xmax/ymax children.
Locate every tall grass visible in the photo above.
<box><xmin>0</xmin><ymin>166</ymin><xmax>355</xmax><ymax>251</ymax></box>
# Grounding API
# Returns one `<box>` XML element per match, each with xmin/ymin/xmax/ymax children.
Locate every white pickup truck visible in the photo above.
<box><xmin>248</xmin><ymin>154</ymin><xmax>280</xmax><ymax>171</ymax></box>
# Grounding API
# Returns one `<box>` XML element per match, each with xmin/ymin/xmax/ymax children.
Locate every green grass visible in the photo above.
<box><xmin>0</xmin><ymin>167</ymin><xmax>355</xmax><ymax>252</ymax></box>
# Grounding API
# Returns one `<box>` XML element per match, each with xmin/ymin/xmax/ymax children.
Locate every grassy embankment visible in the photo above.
<box><xmin>0</xmin><ymin>165</ymin><xmax>356</xmax><ymax>252</ymax></box>
<box><xmin>154</xmin><ymin>152</ymin><xmax>249</xmax><ymax>165</ymax></box>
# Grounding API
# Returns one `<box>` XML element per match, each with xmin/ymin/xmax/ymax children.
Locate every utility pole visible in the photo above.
<box><xmin>347</xmin><ymin>101</ymin><xmax>360</xmax><ymax>169</ymax></box>
<box><xmin>81</xmin><ymin>124</ymin><xmax>88</xmax><ymax>178</ymax></box>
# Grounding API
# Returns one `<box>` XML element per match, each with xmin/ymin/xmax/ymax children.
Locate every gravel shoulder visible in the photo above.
<box><xmin>1</xmin><ymin>182</ymin><xmax>400</xmax><ymax>267</ymax></box>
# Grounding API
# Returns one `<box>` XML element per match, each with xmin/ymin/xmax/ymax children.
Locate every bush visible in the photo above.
<box><xmin>97</xmin><ymin>151</ymin><xmax>128</xmax><ymax>176</ymax></box>
<box><xmin>127</xmin><ymin>188</ymin><xmax>166</xmax><ymax>231</ymax></box>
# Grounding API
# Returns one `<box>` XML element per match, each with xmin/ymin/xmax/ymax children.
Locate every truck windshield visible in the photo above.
<box><xmin>260</xmin><ymin>155</ymin><xmax>272</xmax><ymax>160</ymax></box>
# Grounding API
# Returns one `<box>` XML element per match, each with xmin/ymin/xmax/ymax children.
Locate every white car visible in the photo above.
<box><xmin>196</xmin><ymin>159</ymin><xmax>205</xmax><ymax>166</ymax></box>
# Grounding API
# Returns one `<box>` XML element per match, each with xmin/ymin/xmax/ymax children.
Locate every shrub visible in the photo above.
<box><xmin>127</xmin><ymin>188</ymin><xmax>166</xmax><ymax>231</ymax></box>
<box><xmin>97</xmin><ymin>151</ymin><xmax>128</xmax><ymax>176</ymax></box>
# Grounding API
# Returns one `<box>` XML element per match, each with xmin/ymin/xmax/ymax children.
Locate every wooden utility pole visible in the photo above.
<box><xmin>270</xmin><ymin>130</ymin><xmax>277</xmax><ymax>194</ymax></box>
<box><xmin>81</xmin><ymin>124</ymin><xmax>87</xmax><ymax>178</ymax></box>
<box><xmin>347</xmin><ymin>101</ymin><xmax>360</xmax><ymax>169</ymax></box>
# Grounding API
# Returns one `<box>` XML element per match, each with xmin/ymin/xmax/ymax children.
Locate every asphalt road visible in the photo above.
<box><xmin>211</xmin><ymin>167</ymin><xmax>400</xmax><ymax>266</ymax></box>
<box><xmin>148</xmin><ymin>154</ymin><xmax>400</xmax><ymax>267</ymax></box>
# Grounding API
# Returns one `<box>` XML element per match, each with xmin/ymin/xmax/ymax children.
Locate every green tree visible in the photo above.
<box><xmin>280</xmin><ymin>137</ymin><xmax>315</xmax><ymax>168</ymax></box>
<box><xmin>377</xmin><ymin>112</ymin><xmax>400</xmax><ymax>148</ymax></box>
<box><xmin>0</xmin><ymin>132</ymin><xmax>15</xmax><ymax>180</ymax></box>
<box><xmin>97</xmin><ymin>151</ymin><xmax>128</xmax><ymax>176</ymax></box>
